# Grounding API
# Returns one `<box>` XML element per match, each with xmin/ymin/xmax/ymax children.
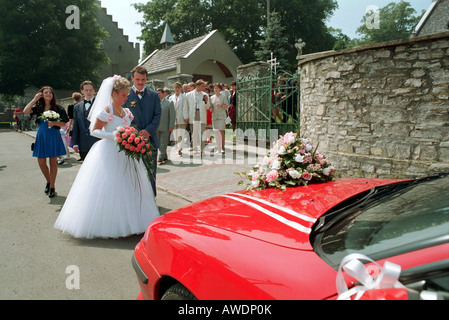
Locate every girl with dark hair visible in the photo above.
<box><xmin>23</xmin><ymin>86</ymin><xmax>69</xmax><ymax>198</ymax></box>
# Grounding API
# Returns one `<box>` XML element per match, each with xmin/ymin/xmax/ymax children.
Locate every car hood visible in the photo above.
<box><xmin>164</xmin><ymin>179</ymin><xmax>400</xmax><ymax>250</ymax></box>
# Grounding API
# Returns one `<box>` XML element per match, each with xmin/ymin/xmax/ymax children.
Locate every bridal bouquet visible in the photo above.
<box><xmin>38</xmin><ymin>110</ymin><xmax>61</xmax><ymax>122</ymax></box>
<box><xmin>237</xmin><ymin>132</ymin><xmax>335</xmax><ymax>190</ymax></box>
<box><xmin>115</xmin><ymin>126</ymin><xmax>155</xmax><ymax>179</ymax></box>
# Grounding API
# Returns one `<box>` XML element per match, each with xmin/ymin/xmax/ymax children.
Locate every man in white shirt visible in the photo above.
<box><xmin>170</xmin><ymin>82</ymin><xmax>186</xmax><ymax>156</ymax></box>
<box><xmin>183</xmin><ymin>79</ymin><xmax>211</xmax><ymax>154</ymax></box>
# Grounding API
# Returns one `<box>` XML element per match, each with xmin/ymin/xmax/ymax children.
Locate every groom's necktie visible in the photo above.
<box><xmin>84</xmin><ymin>100</ymin><xmax>92</xmax><ymax>119</ymax></box>
<box><xmin>136</xmin><ymin>90</ymin><xmax>145</xmax><ymax>97</ymax></box>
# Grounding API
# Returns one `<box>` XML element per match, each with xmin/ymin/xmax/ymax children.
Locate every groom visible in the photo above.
<box><xmin>126</xmin><ymin>66</ymin><xmax>161</xmax><ymax>196</ymax></box>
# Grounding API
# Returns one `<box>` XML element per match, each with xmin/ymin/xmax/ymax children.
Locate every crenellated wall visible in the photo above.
<box><xmin>298</xmin><ymin>32</ymin><xmax>449</xmax><ymax>179</ymax></box>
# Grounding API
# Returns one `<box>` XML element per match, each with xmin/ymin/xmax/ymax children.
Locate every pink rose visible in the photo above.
<box><xmin>125</xmin><ymin>144</ymin><xmax>131</xmax><ymax>150</ymax></box>
<box><xmin>117</xmin><ymin>138</ymin><xmax>123</xmax><ymax>143</ymax></box>
<box><xmin>115</xmin><ymin>132</ymin><xmax>121</xmax><ymax>138</ymax></box>
<box><xmin>130</xmin><ymin>146</ymin><xmax>136</xmax><ymax>152</ymax></box>
<box><xmin>118</xmin><ymin>127</ymin><xmax>125</xmax><ymax>133</ymax></box>
<box><xmin>122</xmin><ymin>140</ymin><xmax>127</xmax><ymax>146</ymax></box>
<box><xmin>122</xmin><ymin>133</ymin><xmax>128</xmax><ymax>139</ymax></box>
<box><xmin>134</xmin><ymin>138</ymin><xmax>140</xmax><ymax>144</ymax></box>
<box><xmin>266</xmin><ymin>170</ymin><xmax>279</xmax><ymax>183</ymax></box>
<box><xmin>128</xmin><ymin>137</ymin><xmax>134</xmax><ymax>144</ymax></box>
<box><xmin>130</xmin><ymin>134</ymin><xmax>136</xmax><ymax>140</ymax></box>
<box><xmin>302</xmin><ymin>171</ymin><xmax>312</xmax><ymax>181</ymax></box>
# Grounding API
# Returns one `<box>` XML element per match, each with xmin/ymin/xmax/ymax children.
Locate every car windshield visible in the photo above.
<box><xmin>313</xmin><ymin>175</ymin><xmax>449</xmax><ymax>268</ymax></box>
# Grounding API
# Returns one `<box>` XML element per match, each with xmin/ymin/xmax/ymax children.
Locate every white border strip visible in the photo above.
<box><xmin>220</xmin><ymin>195</ymin><xmax>312</xmax><ymax>234</ymax></box>
<box><xmin>228</xmin><ymin>193</ymin><xmax>317</xmax><ymax>223</ymax></box>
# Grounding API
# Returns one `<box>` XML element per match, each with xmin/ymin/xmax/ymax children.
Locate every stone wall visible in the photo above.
<box><xmin>298</xmin><ymin>31</ymin><xmax>449</xmax><ymax>179</ymax></box>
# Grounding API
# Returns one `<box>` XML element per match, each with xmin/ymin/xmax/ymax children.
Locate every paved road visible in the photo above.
<box><xmin>0</xmin><ymin>129</ymin><xmax>265</xmax><ymax>299</ymax></box>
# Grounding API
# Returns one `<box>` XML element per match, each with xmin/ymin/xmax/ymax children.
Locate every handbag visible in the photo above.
<box><xmin>31</xmin><ymin>143</ymin><xmax>35</xmax><ymax>151</ymax></box>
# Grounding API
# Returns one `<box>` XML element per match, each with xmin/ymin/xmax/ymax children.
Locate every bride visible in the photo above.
<box><xmin>54</xmin><ymin>76</ymin><xmax>160</xmax><ymax>239</ymax></box>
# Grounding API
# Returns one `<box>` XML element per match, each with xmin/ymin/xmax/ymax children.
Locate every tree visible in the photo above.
<box><xmin>355</xmin><ymin>1</ymin><xmax>423</xmax><ymax>45</ymax></box>
<box><xmin>255</xmin><ymin>11</ymin><xmax>289</xmax><ymax>70</ymax></box>
<box><xmin>268</xmin><ymin>0</ymin><xmax>338</xmax><ymax>70</ymax></box>
<box><xmin>135</xmin><ymin>0</ymin><xmax>264</xmax><ymax>64</ymax></box>
<box><xmin>135</xmin><ymin>0</ymin><xmax>338</xmax><ymax>71</ymax></box>
<box><xmin>329</xmin><ymin>27</ymin><xmax>354</xmax><ymax>51</ymax></box>
<box><xmin>0</xmin><ymin>0</ymin><xmax>109</xmax><ymax>96</ymax></box>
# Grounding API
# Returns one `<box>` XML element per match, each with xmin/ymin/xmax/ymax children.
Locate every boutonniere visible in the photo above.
<box><xmin>130</xmin><ymin>101</ymin><xmax>137</xmax><ymax>108</ymax></box>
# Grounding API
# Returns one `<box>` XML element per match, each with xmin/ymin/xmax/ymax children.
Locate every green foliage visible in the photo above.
<box><xmin>355</xmin><ymin>1</ymin><xmax>423</xmax><ymax>45</ymax></box>
<box><xmin>255</xmin><ymin>11</ymin><xmax>289</xmax><ymax>70</ymax></box>
<box><xmin>0</xmin><ymin>0</ymin><xmax>109</xmax><ymax>95</ymax></box>
<box><xmin>135</xmin><ymin>0</ymin><xmax>338</xmax><ymax>72</ymax></box>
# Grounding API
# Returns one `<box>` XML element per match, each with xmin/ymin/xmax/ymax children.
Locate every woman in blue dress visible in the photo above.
<box><xmin>24</xmin><ymin>86</ymin><xmax>69</xmax><ymax>198</ymax></box>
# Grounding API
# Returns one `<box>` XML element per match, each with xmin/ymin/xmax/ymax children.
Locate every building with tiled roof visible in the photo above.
<box><xmin>138</xmin><ymin>26</ymin><xmax>242</xmax><ymax>88</ymax></box>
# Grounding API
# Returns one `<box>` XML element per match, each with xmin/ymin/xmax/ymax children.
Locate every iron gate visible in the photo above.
<box><xmin>236</xmin><ymin>71</ymin><xmax>300</xmax><ymax>143</ymax></box>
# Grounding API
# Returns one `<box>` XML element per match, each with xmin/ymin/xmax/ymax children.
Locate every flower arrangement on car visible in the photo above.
<box><xmin>115</xmin><ymin>125</ymin><xmax>155</xmax><ymax>180</ymax></box>
<box><xmin>238</xmin><ymin>132</ymin><xmax>335</xmax><ymax>190</ymax></box>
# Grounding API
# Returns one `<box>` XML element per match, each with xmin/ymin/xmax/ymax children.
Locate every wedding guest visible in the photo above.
<box><xmin>66</xmin><ymin>92</ymin><xmax>82</xmax><ymax>145</ymax></box>
<box><xmin>170</xmin><ymin>82</ymin><xmax>186</xmax><ymax>156</ymax></box>
<box><xmin>184</xmin><ymin>79</ymin><xmax>211</xmax><ymax>155</ymax></box>
<box><xmin>210</xmin><ymin>83</ymin><xmax>228</xmax><ymax>153</ymax></box>
<box><xmin>72</xmin><ymin>81</ymin><xmax>99</xmax><ymax>161</ymax></box>
<box><xmin>13</xmin><ymin>107</ymin><xmax>23</xmax><ymax>130</ymax></box>
<box><xmin>184</xmin><ymin>82</ymin><xmax>195</xmax><ymax>148</ymax></box>
<box><xmin>157</xmin><ymin>88</ymin><xmax>175</xmax><ymax>164</ymax></box>
<box><xmin>228</xmin><ymin>81</ymin><xmax>237</xmax><ymax>131</ymax></box>
<box><xmin>54</xmin><ymin>76</ymin><xmax>160</xmax><ymax>239</ymax></box>
<box><xmin>23</xmin><ymin>86</ymin><xmax>69</xmax><ymax>198</ymax></box>
<box><xmin>204</xmin><ymin>86</ymin><xmax>213</xmax><ymax>144</ymax></box>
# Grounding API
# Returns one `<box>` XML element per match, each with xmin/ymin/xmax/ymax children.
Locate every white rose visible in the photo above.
<box><xmin>288</xmin><ymin>169</ymin><xmax>301</xmax><ymax>179</ymax></box>
<box><xmin>305</xmin><ymin>144</ymin><xmax>313</xmax><ymax>152</ymax></box>
<box><xmin>252</xmin><ymin>180</ymin><xmax>260</xmax><ymax>188</ymax></box>
<box><xmin>294</xmin><ymin>154</ymin><xmax>304</xmax><ymax>163</ymax></box>
<box><xmin>271</xmin><ymin>160</ymin><xmax>281</xmax><ymax>170</ymax></box>
<box><xmin>278</xmin><ymin>146</ymin><xmax>286</xmax><ymax>155</ymax></box>
<box><xmin>323</xmin><ymin>166</ymin><xmax>334</xmax><ymax>176</ymax></box>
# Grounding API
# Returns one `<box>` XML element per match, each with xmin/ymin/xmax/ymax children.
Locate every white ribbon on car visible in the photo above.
<box><xmin>336</xmin><ymin>253</ymin><xmax>405</xmax><ymax>300</ymax></box>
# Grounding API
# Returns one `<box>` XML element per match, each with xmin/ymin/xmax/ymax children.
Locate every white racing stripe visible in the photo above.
<box><xmin>228</xmin><ymin>193</ymin><xmax>317</xmax><ymax>223</ymax></box>
<box><xmin>220</xmin><ymin>195</ymin><xmax>312</xmax><ymax>234</ymax></box>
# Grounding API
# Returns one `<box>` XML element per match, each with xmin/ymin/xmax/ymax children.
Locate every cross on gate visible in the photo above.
<box><xmin>267</xmin><ymin>52</ymin><xmax>280</xmax><ymax>75</ymax></box>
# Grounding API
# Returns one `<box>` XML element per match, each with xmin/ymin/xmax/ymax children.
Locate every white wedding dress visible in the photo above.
<box><xmin>54</xmin><ymin>106</ymin><xmax>160</xmax><ymax>239</ymax></box>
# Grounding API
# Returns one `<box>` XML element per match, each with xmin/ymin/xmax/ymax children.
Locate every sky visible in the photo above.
<box><xmin>327</xmin><ymin>0</ymin><xmax>431</xmax><ymax>38</ymax></box>
<box><xmin>98</xmin><ymin>0</ymin><xmax>433</xmax><ymax>48</ymax></box>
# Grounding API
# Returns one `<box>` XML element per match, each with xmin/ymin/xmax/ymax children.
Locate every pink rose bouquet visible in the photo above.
<box><xmin>237</xmin><ymin>132</ymin><xmax>335</xmax><ymax>190</ymax></box>
<box><xmin>115</xmin><ymin>125</ymin><xmax>155</xmax><ymax>180</ymax></box>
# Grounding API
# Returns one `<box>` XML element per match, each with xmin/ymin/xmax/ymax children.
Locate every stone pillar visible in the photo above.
<box><xmin>166</xmin><ymin>74</ymin><xmax>193</xmax><ymax>88</ymax></box>
<box><xmin>146</xmin><ymin>79</ymin><xmax>165</xmax><ymax>90</ymax></box>
<box><xmin>236</xmin><ymin>62</ymin><xmax>270</xmax><ymax>81</ymax></box>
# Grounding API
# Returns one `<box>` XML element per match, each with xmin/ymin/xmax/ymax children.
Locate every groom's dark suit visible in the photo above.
<box><xmin>72</xmin><ymin>98</ymin><xmax>100</xmax><ymax>160</ymax></box>
<box><xmin>125</xmin><ymin>87</ymin><xmax>161</xmax><ymax>196</ymax></box>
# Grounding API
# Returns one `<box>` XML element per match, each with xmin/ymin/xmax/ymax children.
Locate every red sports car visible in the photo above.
<box><xmin>132</xmin><ymin>174</ymin><xmax>449</xmax><ymax>300</ymax></box>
